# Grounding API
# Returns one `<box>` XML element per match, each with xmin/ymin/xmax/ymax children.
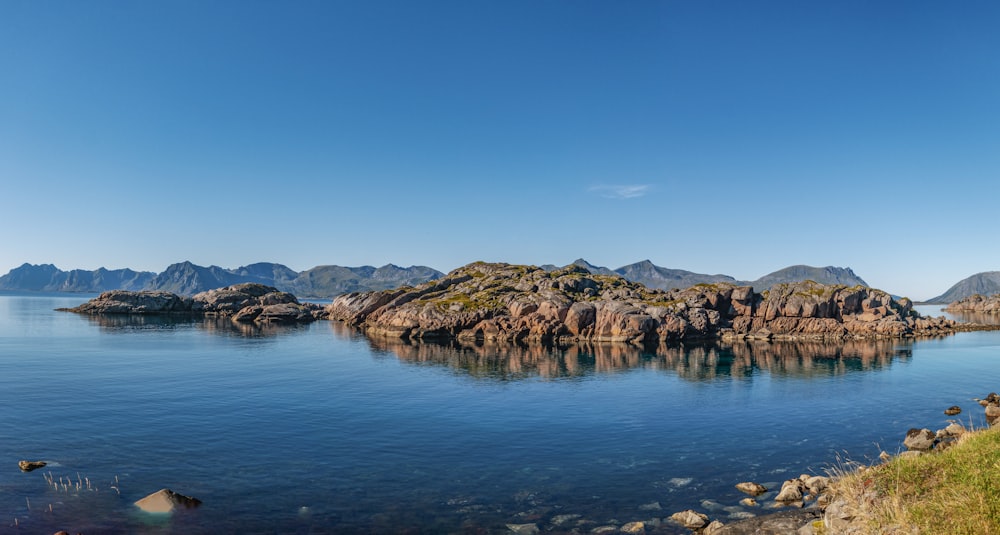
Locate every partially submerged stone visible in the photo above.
<box><xmin>134</xmin><ymin>488</ymin><xmax>202</xmax><ymax>513</ymax></box>
<box><xmin>944</xmin><ymin>405</ymin><xmax>962</xmax><ymax>415</ymax></box>
<box><xmin>669</xmin><ymin>509</ymin><xmax>708</xmax><ymax>529</ymax></box>
<box><xmin>735</xmin><ymin>481</ymin><xmax>767</xmax><ymax>496</ymax></box>
<box><xmin>18</xmin><ymin>460</ymin><xmax>46</xmax><ymax>472</ymax></box>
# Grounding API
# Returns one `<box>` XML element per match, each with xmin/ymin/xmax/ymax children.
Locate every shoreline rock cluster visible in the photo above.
<box><xmin>60</xmin><ymin>283</ymin><xmax>327</xmax><ymax>324</ymax></box>
<box><xmin>945</xmin><ymin>293</ymin><xmax>1000</xmax><ymax>314</ymax></box>
<box><xmin>328</xmin><ymin>262</ymin><xmax>995</xmax><ymax>345</ymax></box>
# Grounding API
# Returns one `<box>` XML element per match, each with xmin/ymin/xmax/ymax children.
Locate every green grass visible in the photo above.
<box><xmin>832</xmin><ymin>425</ymin><xmax>1000</xmax><ymax>534</ymax></box>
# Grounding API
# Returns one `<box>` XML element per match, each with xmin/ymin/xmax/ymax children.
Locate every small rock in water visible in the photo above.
<box><xmin>668</xmin><ymin>477</ymin><xmax>693</xmax><ymax>488</ymax></box>
<box><xmin>740</xmin><ymin>498</ymin><xmax>758</xmax><ymax>507</ymax></box>
<box><xmin>944</xmin><ymin>405</ymin><xmax>962</xmax><ymax>415</ymax></box>
<box><xmin>700</xmin><ymin>499</ymin><xmax>725</xmax><ymax>512</ymax></box>
<box><xmin>591</xmin><ymin>526</ymin><xmax>618</xmax><ymax>534</ymax></box>
<box><xmin>134</xmin><ymin>488</ymin><xmax>202</xmax><ymax>513</ymax></box>
<box><xmin>18</xmin><ymin>460</ymin><xmax>47</xmax><ymax>472</ymax></box>
<box><xmin>735</xmin><ymin>481</ymin><xmax>768</xmax><ymax>496</ymax></box>
<box><xmin>621</xmin><ymin>521</ymin><xmax>645</xmax><ymax>533</ymax></box>
<box><xmin>669</xmin><ymin>510</ymin><xmax>708</xmax><ymax>529</ymax></box>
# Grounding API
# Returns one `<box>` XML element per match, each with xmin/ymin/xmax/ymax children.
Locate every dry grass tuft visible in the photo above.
<box><xmin>827</xmin><ymin>426</ymin><xmax>1000</xmax><ymax>534</ymax></box>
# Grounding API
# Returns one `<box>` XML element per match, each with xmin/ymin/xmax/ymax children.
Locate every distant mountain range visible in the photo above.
<box><xmin>925</xmin><ymin>272</ymin><xmax>1000</xmax><ymax>304</ymax></box>
<box><xmin>541</xmin><ymin>259</ymin><xmax>868</xmax><ymax>292</ymax></box>
<box><xmin>0</xmin><ymin>258</ymin><xmax>873</xmax><ymax>298</ymax></box>
<box><xmin>0</xmin><ymin>262</ymin><xmax>444</xmax><ymax>298</ymax></box>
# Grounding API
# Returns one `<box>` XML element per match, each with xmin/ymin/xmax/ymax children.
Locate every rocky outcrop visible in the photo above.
<box><xmin>61</xmin><ymin>283</ymin><xmax>325</xmax><ymax>323</ymax></box>
<box><xmin>945</xmin><ymin>293</ymin><xmax>1000</xmax><ymax>314</ymax></box>
<box><xmin>328</xmin><ymin>262</ymin><xmax>994</xmax><ymax>344</ymax></box>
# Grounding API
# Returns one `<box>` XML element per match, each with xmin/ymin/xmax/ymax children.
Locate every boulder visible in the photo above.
<box><xmin>774</xmin><ymin>479</ymin><xmax>805</xmax><ymax>502</ymax></box>
<box><xmin>986</xmin><ymin>404</ymin><xmax>1000</xmax><ymax>426</ymax></box>
<box><xmin>134</xmin><ymin>488</ymin><xmax>202</xmax><ymax>513</ymax></box>
<box><xmin>621</xmin><ymin>521</ymin><xmax>645</xmax><ymax>534</ymax></box>
<box><xmin>944</xmin><ymin>406</ymin><xmax>962</xmax><ymax>416</ymax></box>
<box><xmin>803</xmin><ymin>475</ymin><xmax>830</xmax><ymax>496</ymax></box>
<box><xmin>903</xmin><ymin>428</ymin><xmax>936</xmax><ymax>451</ymax></box>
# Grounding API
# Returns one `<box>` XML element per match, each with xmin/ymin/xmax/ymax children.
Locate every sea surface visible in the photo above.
<box><xmin>1</xmin><ymin>295</ymin><xmax>998</xmax><ymax>534</ymax></box>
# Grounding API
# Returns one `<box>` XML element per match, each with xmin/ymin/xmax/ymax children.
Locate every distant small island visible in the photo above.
<box><xmin>60</xmin><ymin>283</ymin><xmax>327</xmax><ymax>324</ymax></box>
<box><xmin>328</xmin><ymin>262</ymin><xmax>996</xmax><ymax>344</ymax></box>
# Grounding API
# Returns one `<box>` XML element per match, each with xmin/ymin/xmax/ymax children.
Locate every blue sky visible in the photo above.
<box><xmin>2</xmin><ymin>1</ymin><xmax>999</xmax><ymax>300</ymax></box>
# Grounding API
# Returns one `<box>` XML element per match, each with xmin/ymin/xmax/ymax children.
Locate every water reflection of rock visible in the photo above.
<box><xmin>83</xmin><ymin>314</ymin><xmax>309</xmax><ymax>338</ymax></box>
<box><xmin>944</xmin><ymin>311</ymin><xmax>1000</xmax><ymax>326</ymax></box>
<box><xmin>351</xmin><ymin>327</ymin><xmax>911</xmax><ymax>381</ymax></box>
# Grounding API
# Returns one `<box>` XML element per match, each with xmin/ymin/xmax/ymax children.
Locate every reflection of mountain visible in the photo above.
<box><xmin>80</xmin><ymin>314</ymin><xmax>310</xmax><ymax>338</ymax></box>
<box><xmin>337</xmin><ymin>324</ymin><xmax>911</xmax><ymax>381</ymax></box>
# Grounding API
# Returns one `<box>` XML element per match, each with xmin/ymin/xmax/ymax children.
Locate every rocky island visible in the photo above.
<box><xmin>328</xmin><ymin>262</ymin><xmax>994</xmax><ymax>344</ymax></box>
<box><xmin>61</xmin><ymin>283</ymin><xmax>326</xmax><ymax>323</ymax></box>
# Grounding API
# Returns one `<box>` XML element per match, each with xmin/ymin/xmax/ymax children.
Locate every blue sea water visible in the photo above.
<box><xmin>1</xmin><ymin>296</ymin><xmax>997</xmax><ymax>534</ymax></box>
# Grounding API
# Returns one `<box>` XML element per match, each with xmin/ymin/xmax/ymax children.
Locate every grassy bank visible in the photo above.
<box><xmin>830</xmin><ymin>424</ymin><xmax>1000</xmax><ymax>534</ymax></box>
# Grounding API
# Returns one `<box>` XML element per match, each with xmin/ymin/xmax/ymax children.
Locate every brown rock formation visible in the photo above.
<box><xmin>328</xmin><ymin>262</ymin><xmax>992</xmax><ymax>344</ymax></box>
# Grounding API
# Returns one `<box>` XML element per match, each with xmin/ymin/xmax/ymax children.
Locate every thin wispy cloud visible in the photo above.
<box><xmin>588</xmin><ymin>184</ymin><xmax>651</xmax><ymax>199</ymax></box>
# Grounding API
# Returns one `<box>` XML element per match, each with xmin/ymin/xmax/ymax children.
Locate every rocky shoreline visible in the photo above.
<box><xmin>59</xmin><ymin>283</ymin><xmax>327</xmax><ymax>324</ymax></box>
<box><xmin>328</xmin><ymin>262</ymin><xmax>998</xmax><ymax>345</ymax></box>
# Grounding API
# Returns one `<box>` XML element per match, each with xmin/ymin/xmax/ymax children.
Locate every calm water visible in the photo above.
<box><xmin>1</xmin><ymin>296</ymin><xmax>998</xmax><ymax>534</ymax></box>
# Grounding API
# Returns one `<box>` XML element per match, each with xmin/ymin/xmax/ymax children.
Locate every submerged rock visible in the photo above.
<box><xmin>505</xmin><ymin>523</ymin><xmax>539</xmax><ymax>535</ymax></box>
<box><xmin>134</xmin><ymin>488</ymin><xmax>202</xmax><ymax>513</ymax></box>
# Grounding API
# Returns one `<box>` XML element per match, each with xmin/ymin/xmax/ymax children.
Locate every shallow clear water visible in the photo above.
<box><xmin>1</xmin><ymin>296</ymin><xmax>998</xmax><ymax>533</ymax></box>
